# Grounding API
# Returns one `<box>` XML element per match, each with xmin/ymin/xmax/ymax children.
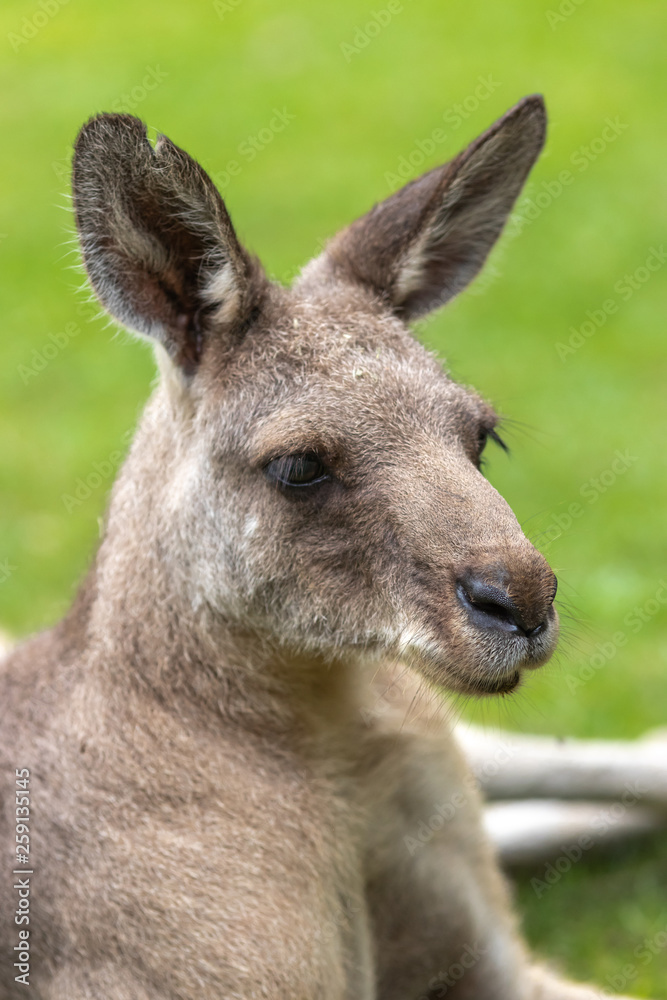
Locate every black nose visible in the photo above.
<box><xmin>456</xmin><ymin>573</ymin><xmax>554</xmax><ymax>638</ymax></box>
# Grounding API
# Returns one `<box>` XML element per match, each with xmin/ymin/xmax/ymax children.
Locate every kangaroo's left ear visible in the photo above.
<box><xmin>72</xmin><ymin>114</ymin><xmax>264</xmax><ymax>375</ymax></box>
<box><xmin>301</xmin><ymin>96</ymin><xmax>546</xmax><ymax>319</ymax></box>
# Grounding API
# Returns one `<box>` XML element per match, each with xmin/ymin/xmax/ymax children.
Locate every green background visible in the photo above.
<box><xmin>0</xmin><ymin>0</ymin><xmax>665</xmax><ymax>992</ymax></box>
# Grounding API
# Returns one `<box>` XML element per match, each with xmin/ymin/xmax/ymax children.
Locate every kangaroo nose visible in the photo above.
<box><xmin>456</xmin><ymin>571</ymin><xmax>557</xmax><ymax>638</ymax></box>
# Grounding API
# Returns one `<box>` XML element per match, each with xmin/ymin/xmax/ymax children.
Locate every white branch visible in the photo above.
<box><xmin>455</xmin><ymin>723</ymin><xmax>667</xmax><ymax>807</ymax></box>
<box><xmin>484</xmin><ymin>798</ymin><xmax>664</xmax><ymax>866</ymax></box>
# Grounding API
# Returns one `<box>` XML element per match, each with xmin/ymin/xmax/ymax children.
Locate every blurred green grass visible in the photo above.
<box><xmin>0</xmin><ymin>0</ymin><xmax>665</xmax><ymax>992</ymax></box>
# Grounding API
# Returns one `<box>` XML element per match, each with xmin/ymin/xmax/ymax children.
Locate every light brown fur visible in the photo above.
<box><xmin>0</xmin><ymin>97</ymin><xmax>645</xmax><ymax>998</ymax></box>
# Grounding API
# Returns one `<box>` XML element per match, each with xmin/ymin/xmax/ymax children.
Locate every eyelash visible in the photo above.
<box><xmin>477</xmin><ymin>426</ymin><xmax>509</xmax><ymax>466</ymax></box>
<box><xmin>264</xmin><ymin>452</ymin><xmax>330</xmax><ymax>490</ymax></box>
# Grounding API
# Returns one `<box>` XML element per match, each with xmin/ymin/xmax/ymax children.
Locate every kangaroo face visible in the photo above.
<box><xmin>179</xmin><ymin>286</ymin><xmax>557</xmax><ymax>696</ymax></box>
<box><xmin>73</xmin><ymin>96</ymin><xmax>557</xmax><ymax>696</ymax></box>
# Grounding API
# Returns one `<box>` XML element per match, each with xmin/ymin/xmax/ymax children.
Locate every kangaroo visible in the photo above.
<box><xmin>0</xmin><ymin>96</ymin><xmax>647</xmax><ymax>999</ymax></box>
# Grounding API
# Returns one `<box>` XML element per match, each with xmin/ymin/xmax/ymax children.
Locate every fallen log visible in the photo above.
<box><xmin>484</xmin><ymin>798</ymin><xmax>665</xmax><ymax>867</ymax></box>
<box><xmin>455</xmin><ymin>723</ymin><xmax>667</xmax><ymax>808</ymax></box>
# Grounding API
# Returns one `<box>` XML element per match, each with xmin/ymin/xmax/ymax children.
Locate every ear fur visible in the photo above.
<box><xmin>301</xmin><ymin>96</ymin><xmax>547</xmax><ymax>318</ymax></box>
<box><xmin>72</xmin><ymin>114</ymin><xmax>264</xmax><ymax>374</ymax></box>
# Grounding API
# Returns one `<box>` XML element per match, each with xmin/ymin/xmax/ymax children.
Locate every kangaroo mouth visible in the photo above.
<box><xmin>396</xmin><ymin>605</ymin><xmax>559</xmax><ymax>698</ymax></box>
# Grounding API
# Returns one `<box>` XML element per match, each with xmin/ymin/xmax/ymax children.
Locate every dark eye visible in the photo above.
<box><xmin>477</xmin><ymin>426</ymin><xmax>509</xmax><ymax>466</ymax></box>
<box><xmin>264</xmin><ymin>452</ymin><xmax>330</xmax><ymax>489</ymax></box>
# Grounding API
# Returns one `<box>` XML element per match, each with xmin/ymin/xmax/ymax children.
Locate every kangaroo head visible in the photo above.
<box><xmin>72</xmin><ymin>96</ymin><xmax>557</xmax><ymax>697</ymax></box>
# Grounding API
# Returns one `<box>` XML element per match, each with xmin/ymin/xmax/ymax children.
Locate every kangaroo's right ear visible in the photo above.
<box><xmin>72</xmin><ymin>114</ymin><xmax>263</xmax><ymax>375</ymax></box>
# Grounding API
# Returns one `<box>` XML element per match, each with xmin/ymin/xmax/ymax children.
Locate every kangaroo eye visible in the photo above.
<box><xmin>265</xmin><ymin>453</ymin><xmax>329</xmax><ymax>489</ymax></box>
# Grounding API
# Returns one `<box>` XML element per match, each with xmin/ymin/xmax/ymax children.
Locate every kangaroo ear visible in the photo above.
<box><xmin>302</xmin><ymin>96</ymin><xmax>546</xmax><ymax>319</ymax></box>
<box><xmin>72</xmin><ymin>114</ymin><xmax>263</xmax><ymax>374</ymax></box>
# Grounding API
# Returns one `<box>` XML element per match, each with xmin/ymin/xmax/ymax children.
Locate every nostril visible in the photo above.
<box><xmin>457</xmin><ymin>579</ymin><xmax>522</xmax><ymax>632</ymax></box>
<box><xmin>456</xmin><ymin>574</ymin><xmax>546</xmax><ymax>638</ymax></box>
